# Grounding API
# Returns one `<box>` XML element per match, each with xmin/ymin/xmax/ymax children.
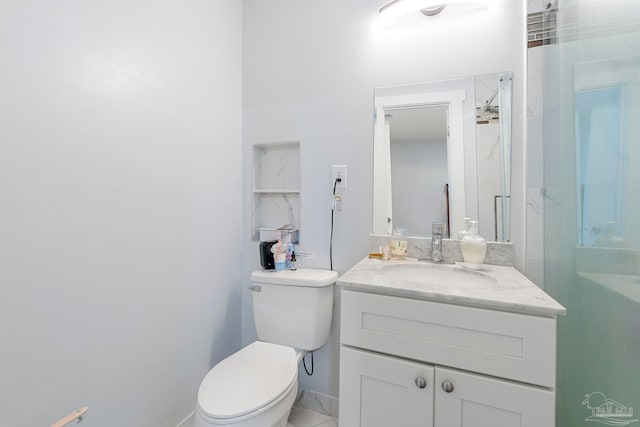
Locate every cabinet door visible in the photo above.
<box><xmin>339</xmin><ymin>346</ymin><xmax>434</xmax><ymax>427</ymax></box>
<box><xmin>434</xmin><ymin>367</ymin><xmax>555</xmax><ymax>427</ymax></box>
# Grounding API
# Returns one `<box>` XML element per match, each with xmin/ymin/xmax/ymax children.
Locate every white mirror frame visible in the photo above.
<box><xmin>373</xmin><ymin>89</ymin><xmax>467</xmax><ymax>236</ymax></box>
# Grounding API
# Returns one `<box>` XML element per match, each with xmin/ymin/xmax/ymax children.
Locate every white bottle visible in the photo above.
<box><xmin>457</xmin><ymin>217</ymin><xmax>472</xmax><ymax>239</ymax></box>
<box><xmin>461</xmin><ymin>220</ymin><xmax>487</xmax><ymax>269</ymax></box>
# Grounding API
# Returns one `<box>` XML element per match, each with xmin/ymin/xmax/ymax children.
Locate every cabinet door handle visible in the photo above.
<box><xmin>441</xmin><ymin>380</ymin><xmax>454</xmax><ymax>393</ymax></box>
<box><xmin>415</xmin><ymin>377</ymin><xmax>427</xmax><ymax>389</ymax></box>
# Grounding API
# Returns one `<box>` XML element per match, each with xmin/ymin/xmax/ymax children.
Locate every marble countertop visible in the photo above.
<box><xmin>337</xmin><ymin>257</ymin><xmax>566</xmax><ymax>317</ymax></box>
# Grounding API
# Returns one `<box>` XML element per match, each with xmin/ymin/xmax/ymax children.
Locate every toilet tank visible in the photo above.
<box><xmin>250</xmin><ymin>269</ymin><xmax>338</xmax><ymax>351</ymax></box>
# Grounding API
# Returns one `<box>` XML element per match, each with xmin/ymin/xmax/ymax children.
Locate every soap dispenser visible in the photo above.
<box><xmin>390</xmin><ymin>228</ymin><xmax>408</xmax><ymax>260</ymax></box>
<box><xmin>457</xmin><ymin>217</ymin><xmax>472</xmax><ymax>239</ymax></box>
<box><xmin>460</xmin><ymin>220</ymin><xmax>487</xmax><ymax>269</ymax></box>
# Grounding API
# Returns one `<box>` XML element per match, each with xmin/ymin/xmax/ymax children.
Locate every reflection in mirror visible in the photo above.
<box><xmin>373</xmin><ymin>82</ymin><xmax>466</xmax><ymax>238</ymax></box>
<box><xmin>575</xmin><ymin>86</ymin><xmax>627</xmax><ymax>246</ymax></box>
<box><xmin>372</xmin><ymin>73</ymin><xmax>512</xmax><ymax>241</ymax></box>
<box><xmin>475</xmin><ymin>73</ymin><xmax>512</xmax><ymax>241</ymax></box>
<box><xmin>389</xmin><ymin>106</ymin><xmax>448</xmax><ymax>236</ymax></box>
<box><xmin>573</xmin><ymin>57</ymin><xmax>639</xmax><ymax>248</ymax></box>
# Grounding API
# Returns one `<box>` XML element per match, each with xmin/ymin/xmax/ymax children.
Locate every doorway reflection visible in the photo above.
<box><xmin>388</xmin><ymin>106</ymin><xmax>449</xmax><ymax>236</ymax></box>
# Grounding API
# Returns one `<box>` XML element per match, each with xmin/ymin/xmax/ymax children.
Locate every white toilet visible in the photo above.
<box><xmin>190</xmin><ymin>268</ymin><xmax>338</xmax><ymax>427</ymax></box>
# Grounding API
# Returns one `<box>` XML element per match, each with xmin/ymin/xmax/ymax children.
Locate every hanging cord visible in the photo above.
<box><xmin>330</xmin><ymin>177</ymin><xmax>341</xmax><ymax>271</ymax></box>
<box><xmin>303</xmin><ymin>351</ymin><xmax>314</xmax><ymax>376</ymax></box>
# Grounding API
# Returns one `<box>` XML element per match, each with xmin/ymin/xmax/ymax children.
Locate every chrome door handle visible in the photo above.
<box><xmin>248</xmin><ymin>285</ymin><xmax>261</xmax><ymax>292</ymax></box>
<box><xmin>415</xmin><ymin>377</ymin><xmax>427</xmax><ymax>389</ymax></box>
<box><xmin>441</xmin><ymin>380</ymin><xmax>454</xmax><ymax>393</ymax></box>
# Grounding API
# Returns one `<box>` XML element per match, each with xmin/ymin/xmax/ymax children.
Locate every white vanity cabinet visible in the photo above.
<box><xmin>340</xmin><ymin>346</ymin><xmax>434</xmax><ymax>427</ymax></box>
<box><xmin>434</xmin><ymin>366</ymin><xmax>554</xmax><ymax>426</ymax></box>
<box><xmin>339</xmin><ymin>289</ymin><xmax>558</xmax><ymax>427</ymax></box>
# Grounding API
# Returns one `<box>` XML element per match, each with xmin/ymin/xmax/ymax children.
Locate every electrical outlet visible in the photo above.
<box><xmin>332</xmin><ymin>164</ymin><xmax>347</xmax><ymax>189</ymax></box>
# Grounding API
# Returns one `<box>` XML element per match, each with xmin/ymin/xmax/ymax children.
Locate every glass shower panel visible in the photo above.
<box><xmin>575</xmin><ymin>86</ymin><xmax>627</xmax><ymax>247</ymax></box>
<box><xmin>541</xmin><ymin>1</ymin><xmax>640</xmax><ymax>426</ymax></box>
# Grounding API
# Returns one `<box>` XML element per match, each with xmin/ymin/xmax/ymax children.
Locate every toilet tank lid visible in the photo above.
<box><xmin>251</xmin><ymin>269</ymin><xmax>338</xmax><ymax>287</ymax></box>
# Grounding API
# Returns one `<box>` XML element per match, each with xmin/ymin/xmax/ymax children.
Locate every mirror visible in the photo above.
<box><xmin>372</xmin><ymin>72</ymin><xmax>512</xmax><ymax>241</ymax></box>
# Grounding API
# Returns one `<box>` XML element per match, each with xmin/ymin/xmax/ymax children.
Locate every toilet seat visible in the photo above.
<box><xmin>197</xmin><ymin>341</ymin><xmax>298</xmax><ymax>420</ymax></box>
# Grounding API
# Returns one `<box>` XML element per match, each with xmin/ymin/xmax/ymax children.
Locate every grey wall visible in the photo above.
<box><xmin>242</xmin><ymin>0</ymin><xmax>526</xmax><ymax>398</ymax></box>
<box><xmin>391</xmin><ymin>139</ymin><xmax>449</xmax><ymax>236</ymax></box>
<box><xmin>0</xmin><ymin>1</ymin><xmax>243</xmax><ymax>426</ymax></box>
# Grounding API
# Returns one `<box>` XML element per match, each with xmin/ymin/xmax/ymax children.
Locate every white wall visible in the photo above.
<box><xmin>242</xmin><ymin>0</ymin><xmax>526</xmax><ymax>398</ymax></box>
<box><xmin>0</xmin><ymin>1</ymin><xmax>243</xmax><ymax>426</ymax></box>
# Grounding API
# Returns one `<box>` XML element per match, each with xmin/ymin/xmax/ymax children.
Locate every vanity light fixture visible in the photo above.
<box><xmin>379</xmin><ymin>0</ymin><xmax>486</xmax><ymax>24</ymax></box>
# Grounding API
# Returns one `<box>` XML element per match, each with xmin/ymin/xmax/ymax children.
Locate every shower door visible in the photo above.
<box><xmin>541</xmin><ymin>1</ymin><xmax>640</xmax><ymax>426</ymax></box>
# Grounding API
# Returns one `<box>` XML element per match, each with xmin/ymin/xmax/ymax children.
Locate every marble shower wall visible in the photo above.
<box><xmin>525</xmin><ymin>0</ymin><xmax>554</xmax><ymax>287</ymax></box>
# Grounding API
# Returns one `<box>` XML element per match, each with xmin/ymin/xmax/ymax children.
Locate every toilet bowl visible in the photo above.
<box><xmin>190</xmin><ymin>341</ymin><xmax>303</xmax><ymax>427</ymax></box>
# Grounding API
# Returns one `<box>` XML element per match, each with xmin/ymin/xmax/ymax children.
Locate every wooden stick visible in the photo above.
<box><xmin>50</xmin><ymin>406</ymin><xmax>88</xmax><ymax>427</ymax></box>
<box><xmin>444</xmin><ymin>184</ymin><xmax>451</xmax><ymax>238</ymax></box>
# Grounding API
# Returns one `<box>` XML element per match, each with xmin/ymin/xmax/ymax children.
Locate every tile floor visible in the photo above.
<box><xmin>288</xmin><ymin>405</ymin><xmax>338</xmax><ymax>427</ymax></box>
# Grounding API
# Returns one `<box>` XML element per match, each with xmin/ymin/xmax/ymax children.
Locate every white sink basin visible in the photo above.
<box><xmin>381</xmin><ymin>263</ymin><xmax>497</xmax><ymax>287</ymax></box>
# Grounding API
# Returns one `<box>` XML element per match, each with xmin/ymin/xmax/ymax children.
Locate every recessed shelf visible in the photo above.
<box><xmin>253</xmin><ymin>189</ymin><xmax>300</xmax><ymax>194</ymax></box>
<box><xmin>256</xmin><ymin>227</ymin><xmax>299</xmax><ymax>243</ymax></box>
<box><xmin>252</xmin><ymin>141</ymin><xmax>301</xmax><ymax>241</ymax></box>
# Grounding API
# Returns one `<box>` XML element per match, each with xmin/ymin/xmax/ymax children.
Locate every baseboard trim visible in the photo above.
<box><xmin>295</xmin><ymin>390</ymin><xmax>338</xmax><ymax>418</ymax></box>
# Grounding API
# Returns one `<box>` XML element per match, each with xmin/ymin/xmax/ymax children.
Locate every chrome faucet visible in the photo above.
<box><xmin>431</xmin><ymin>222</ymin><xmax>443</xmax><ymax>262</ymax></box>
